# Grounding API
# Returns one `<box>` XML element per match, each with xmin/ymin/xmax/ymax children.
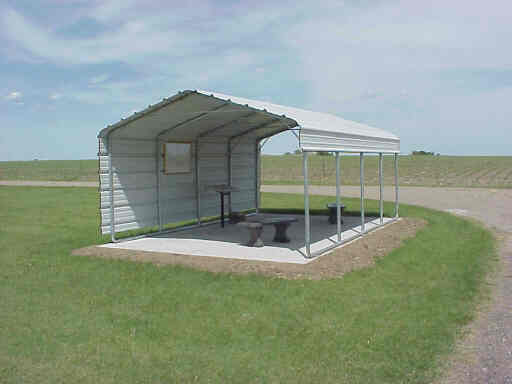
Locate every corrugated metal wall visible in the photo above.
<box><xmin>231</xmin><ymin>141</ymin><xmax>257</xmax><ymax>213</ymax></box>
<box><xmin>99</xmin><ymin>138</ymin><xmax>158</xmax><ymax>234</ymax></box>
<box><xmin>99</xmin><ymin>137</ymin><xmax>257</xmax><ymax>235</ymax></box>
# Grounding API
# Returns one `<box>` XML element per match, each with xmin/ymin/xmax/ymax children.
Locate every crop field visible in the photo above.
<box><xmin>1</xmin><ymin>155</ymin><xmax>511</xmax><ymax>188</ymax></box>
<box><xmin>0</xmin><ymin>186</ymin><xmax>495</xmax><ymax>383</ymax></box>
<box><xmin>262</xmin><ymin>154</ymin><xmax>512</xmax><ymax>188</ymax></box>
<box><xmin>0</xmin><ymin>160</ymin><xmax>98</xmax><ymax>182</ymax></box>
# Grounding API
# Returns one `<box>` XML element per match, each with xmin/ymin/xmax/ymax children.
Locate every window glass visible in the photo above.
<box><xmin>164</xmin><ymin>142</ymin><xmax>191</xmax><ymax>174</ymax></box>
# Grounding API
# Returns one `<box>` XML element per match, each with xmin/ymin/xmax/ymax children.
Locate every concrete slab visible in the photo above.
<box><xmin>101</xmin><ymin>214</ymin><xmax>395</xmax><ymax>264</ymax></box>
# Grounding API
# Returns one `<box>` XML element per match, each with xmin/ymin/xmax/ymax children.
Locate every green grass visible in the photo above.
<box><xmin>0</xmin><ymin>187</ymin><xmax>496</xmax><ymax>383</ymax></box>
<box><xmin>2</xmin><ymin>155</ymin><xmax>512</xmax><ymax>187</ymax></box>
<box><xmin>0</xmin><ymin>159</ymin><xmax>98</xmax><ymax>182</ymax></box>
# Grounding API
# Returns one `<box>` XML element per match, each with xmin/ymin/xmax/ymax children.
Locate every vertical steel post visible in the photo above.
<box><xmin>195</xmin><ymin>139</ymin><xmax>201</xmax><ymax>225</ymax></box>
<box><xmin>108</xmin><ymin>136</ymin><xmax>116</xmax><ymax>242</ymax></box>
<box><xmin>156</xmin><ymin>140</ymin><xmax>162</xmax><ymax>231</ymax></box>
<box><xmin>379</xmin><ymin>152</ymin><xmax>384</xmax><ymax>225</ymax></box>
<box><xmin>335</xmin><ymin>152</ymin><xmax>341</xmax><ymax>242</ymax></box>
<box><xmin>360</xmin><ymin>152</ymin><xmax>365</xmax><ymax>233</ymax></box>
<box><xmin>394</xmin><ymin>153</ymin><xmax>399</xmax><ymax>218</ymax></box>
<box><xmin>255</xmin><ymin>141</ymin><xmax>260</xmax><ymax>213</ymax></box>
<box><xmin>303</xmin><ymin>151</ymin><xmax>311</xmax><ymax>258</ymax></box>
<box><xmin>227</xmin><ymin>140</ymin><xmax>232</xmax><ymax>217</ymax></box>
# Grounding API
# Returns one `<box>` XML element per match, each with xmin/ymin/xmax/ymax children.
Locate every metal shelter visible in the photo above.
<box><xmin>98</xmin><ymin>90</ymin><xmax>400</xmax><ymax>258</ymax></box>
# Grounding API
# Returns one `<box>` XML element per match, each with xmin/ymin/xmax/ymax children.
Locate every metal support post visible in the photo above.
<box><xmin>255</xmin><ymin>141</ymin><xmax>260</xmax><ymax>213</ymax></box>
<box><xmin>394</xmin><ymin>153</ymin><xmax>399</xmax><ymax>218</ymax></box>
<box><xmin>379</xmin><ymin>153</ymin><xmax>383</xmax><ymax>224</ymax></box>
<box><xmin>108</xmin><ymin>136</ymin><xmax>116</xmax><ymax>242</ymax></box>
<box><xmin>360</xmin><ymin>152</ymin><xmax>365</xmax><ymax>233</ymax></box>
<box><xmin>227</xmin><ymin>141</ymin><xmax>232</xmax><ymax>217</ymax></box>
<box><xmin>195</xmin><ymin>139</ymin><xmax>201</xmax><ymax>224</ymax></box>
<box><xmin>156</xmin><ymin>140</ymin><xmax>162</xmax><ymax>231</ymax></box>
<box><xmin>303</xmin><ymin>152</ymin><xmax>311</xmax><ymax>258</ymax></box>
<box><xmin>335</xmin><ymin>152</ymin><xmax>341</xmax><ymax>242</ymax></box>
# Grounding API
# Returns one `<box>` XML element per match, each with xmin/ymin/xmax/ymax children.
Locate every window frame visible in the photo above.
<box><xmin>162</xmin><ymin>141</ymin><xmax>193</xmax><ymax>175</ymax></box>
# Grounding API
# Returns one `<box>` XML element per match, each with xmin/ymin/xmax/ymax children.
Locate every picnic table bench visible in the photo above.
<box><xmin>238</xmin><ymin>216</ymin><xmax>298</xmax><ymax>247</ymax></box>
<box><xmin>326</xmin><ymin>203</ymin><xmax>345</xmax><ymax>224</ymax></box>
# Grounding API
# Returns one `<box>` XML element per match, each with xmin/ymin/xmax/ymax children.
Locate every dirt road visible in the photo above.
<box><xmin>264</xmin><ymin>185</ymin><xmax>512</xmax><ymax>383</ymax></box>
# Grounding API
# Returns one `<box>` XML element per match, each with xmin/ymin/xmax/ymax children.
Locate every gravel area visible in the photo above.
<box><xmin>264</xmin><ymin>185</ymin><xmax>512</xmax><ymax>383</ymax></box>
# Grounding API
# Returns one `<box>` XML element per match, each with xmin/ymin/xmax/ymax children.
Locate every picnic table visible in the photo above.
<box><xmin>238</xmin><ymin>216</ymin><xmax>298</xmax><ymax>247</ymax></box>
<box><xmin>207</xmin><ymin>184</ymin><xmax>239</xmax><ymax>227</ymax></box>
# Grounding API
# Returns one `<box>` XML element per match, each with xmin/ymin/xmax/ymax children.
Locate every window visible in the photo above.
<box><xmin>163</xmin><ymin>142</ymin><xmax>192</xmax><ymax>174</ymax></box>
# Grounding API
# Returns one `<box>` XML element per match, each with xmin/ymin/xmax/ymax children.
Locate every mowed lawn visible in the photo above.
<box><xmin>2</xmin><ymin>155</ymin><xmax>512</xmax><ymax>188</ymax></box>
<box><xmin>0</xmin><ymin>187</ymin><xmax>495</xmax><ymax>383</ymax></box>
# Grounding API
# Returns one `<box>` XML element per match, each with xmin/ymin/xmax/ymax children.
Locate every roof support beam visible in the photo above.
<box><xmin>259</xmin><ymin>136</ymin><xmax>272</xmax><ymax>150</ymax></box>
<box><xmin>157</xmin><ymin>102</ymin><xmax>231</xmax><ymax>139</ymax></box>
<box><xmin>228</xmin><ymin>118</ymin><xmax>283</xmax><ymax>153</ymax></box>
<box><xmin>229</xmin><ymin>118</ymin><xmax>281</xmax><ymax>144</ymax></box>
<box><xmin>256</xmin><ymin>124</ymin><xmax>294</xmax><ymax>143</ymax></box>
<box><xmin>198</xmin><ymin>111</ymin><xmax>258</xmax><ymax>139</ymax></box>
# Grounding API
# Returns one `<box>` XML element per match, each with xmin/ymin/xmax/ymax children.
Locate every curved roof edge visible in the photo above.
<box><xmin>98</xmin><ymin>89</ymin><xmax>400</xmax><ymax>153</ymax></box>
<box><xmin>98</xmin><ymin>90</ymin><xmax>195</xmax><ymax>138</ymax></box>
<box><xmin>199</xmin><ymin>90</ymin><xmax>399</xmax><ymax>153</ymax></box>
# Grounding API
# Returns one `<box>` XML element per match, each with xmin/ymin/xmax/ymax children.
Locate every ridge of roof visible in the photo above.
<box><xmin>98</xmin><ymin>89</ymin><xmax>399</xmax><ymax>146</ymax></box>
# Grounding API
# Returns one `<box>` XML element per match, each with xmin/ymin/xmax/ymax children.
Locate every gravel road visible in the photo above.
<box><xmin>264</xmin><ymin>185</ymin><xmax>512</xmax><ymax>383</ymax></box>
<box><xmin>2</xmin><ymin>180</ymin><xmax>511</xmax><ymax>381</ymax></box>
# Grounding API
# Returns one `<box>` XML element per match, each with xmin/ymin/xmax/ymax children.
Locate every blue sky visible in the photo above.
<box><xmin>1</xmin><ymin>0</ymin><xmax>511</xmax><ymax>160</ymax></box>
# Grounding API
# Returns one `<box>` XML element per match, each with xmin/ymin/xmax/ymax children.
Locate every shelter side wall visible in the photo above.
<box><xmin>99</xmin><ymin>138</ymin><xmax>158</xmax><ymax>235</ymax></box>
<box><xmin>158</xmin><ymin>140</ymin><xmax>200</xmax><ymax>223</ymax></box>
<box><xmin>98</xmin><ymin>136</ymin><xmax>257</xmax><ymax>235</ymax></box>
<box><xmin>230</xmin><ymin>141</ymin><xmax>256</xmax><ymax>212</ymax></box>
<box><xmin>159</xmin><ymin>138</ymin><xmax>234</xmax><ymax>223</ymax></box>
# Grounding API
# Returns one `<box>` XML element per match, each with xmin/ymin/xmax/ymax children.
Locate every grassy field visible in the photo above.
<box><xmin>262</xmin><ymin>154</ymin><xmax>512</xmax><ymax>188</ymax></box>
<box><xmin>0</xmin><ymin>186</ymin><xmax>495</xmax><ymax>383</ymax></box>
<box><xmin>0</xmin><ymin>159</ymin><xmax>98</xmax><ymax>182</ymax></box>
<box><xmin>1</xmin><ymin>155</ymin><xmax>512</xmax><ymax>187</ymax></box>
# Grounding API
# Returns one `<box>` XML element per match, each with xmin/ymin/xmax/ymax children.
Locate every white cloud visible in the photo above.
<box><xmin>5</xmin><ymin>91</ymin><xmax>22</xmax><ymax>100</ymax></box>
<box><xmin>0</xmin><ymin>7</ymin><xmax>213</xmax><ymax>65</ymax></box>
<box><xmin>0</xmin><ymin>4</ymin><xmax>279</xmax><ymax>71</ymax></box>
<box><xmin>1</xmin><ymin>0</ymin><xmax>511</xmax><ymax>155</ymax></box>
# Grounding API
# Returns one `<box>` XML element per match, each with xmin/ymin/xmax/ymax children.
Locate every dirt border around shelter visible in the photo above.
<box><xmin>72</xmin><ymin>217</ymin><xmax>425</xmax><ymax>280</ymax></box>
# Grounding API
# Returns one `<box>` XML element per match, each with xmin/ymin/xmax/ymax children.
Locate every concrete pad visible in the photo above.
<box><xmin>101</xmin><ymin>214</ymin><xmax>395</xmax><ymax>264</ymax></box>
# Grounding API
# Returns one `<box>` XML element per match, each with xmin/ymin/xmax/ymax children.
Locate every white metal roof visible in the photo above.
<box><xmin>98</xmin><ymin>90</ymin><xmax>400</xmax><ymax>153</ymax></box>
